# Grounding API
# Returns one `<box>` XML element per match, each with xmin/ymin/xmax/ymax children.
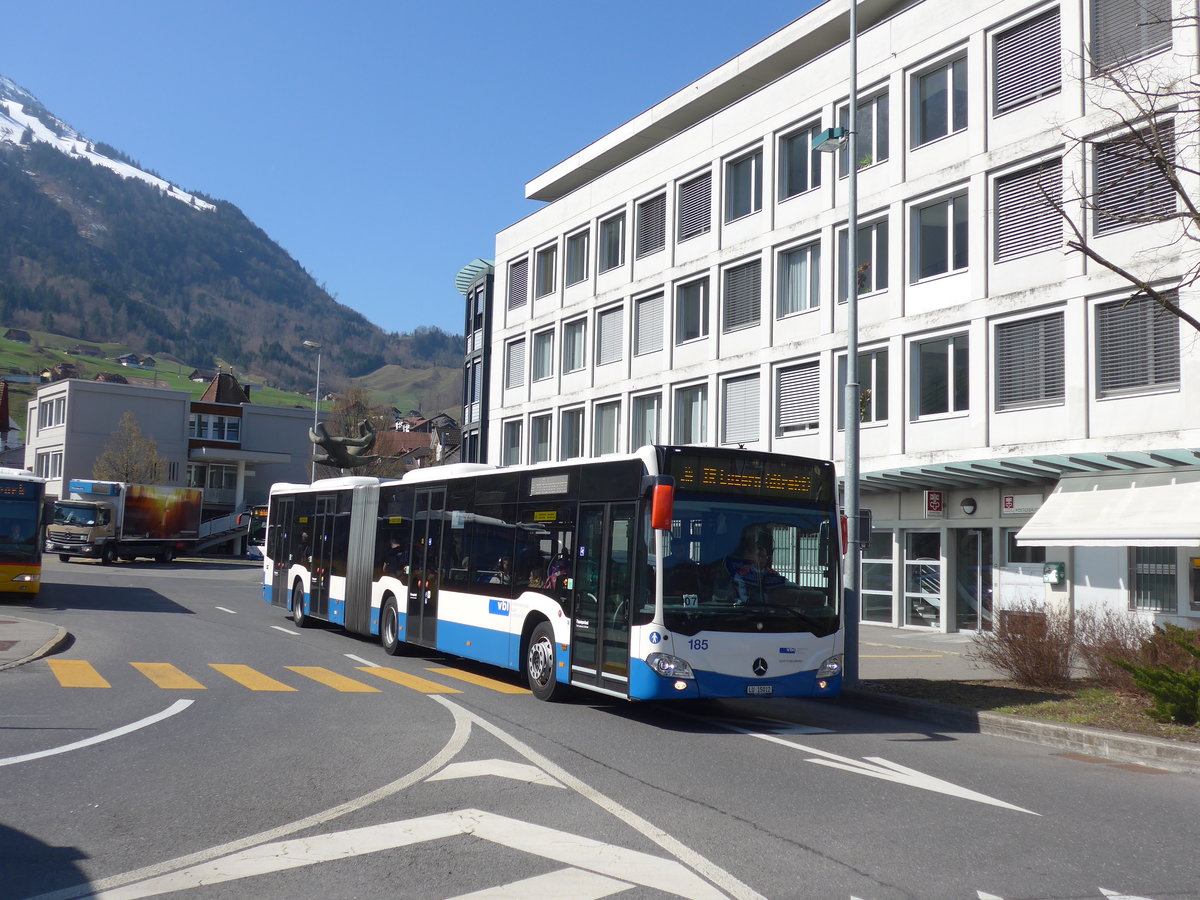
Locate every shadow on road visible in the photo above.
<box><xmin>32</xmin><ymin>581</ymin><xmax>192</xmax><ymax>615</ymax></box>
<box><xmin>0</xmin><ymin>822</ymin><xmax>92</xmax><ymax>900</ymax></box>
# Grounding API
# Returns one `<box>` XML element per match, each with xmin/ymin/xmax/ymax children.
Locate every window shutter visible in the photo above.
<box><xmin>995</xmin><ymin>159</ymin><xmax>1062</xmax><ymax>260</ymax></box>
<box><xmin>995</xmin><ymin>314</ymin><xmax>1064</xmax><ymax>410</ymax></box>
<box><xmin>507</xmin><ymin>259</ymin><xmax>528</xmax><ymax>310</ymax></box>
<box><xmin>678</xmin><ymin>173</ymin><xmax>712</xmax><ymax>241</ymax></box>
<box><xmin>505</xmin><ymin>340</ymin><xmax>525</xmax><ymax>389</ymax></box>
<box><xmin>1094</xmin><ymin>123</ymin><xmax>1175</xmax><ymax>234</ymax></box>
<box><xmin>1097</xmin><ymin>294</ymin><xmax>1180</xmax><ymax>395</ymax></box>
<box><xmin>723</xmin><ymin>259</ymin><xmax>762</xmax><ymax>332</ymax></box>
<box><xmin>777</xmin><ymin>363</ymin><xmax>819</xmax><ymax>434</ymax></box>
<box><xmin>636</xmin><ymin>194</ymin><xmax>666</xmax><ymax>258</ymax></box>
<box><xmin>994</xmin><ymin>9</ymin><xmax>1061</xmax><ymax>113</ymax></box>
<box><xmin>1091</xmin><ymin>0</ymin><xmax>1172</xmax><ymax>71</ymax></box>
<box><xmin>597</xmin><ymin>307</ymin><xmax>623</xmax><ymax>366</ymax></box>
<box><xmin>634</xmin><ymin>293</ymin><xmax>664</xmax><ymax>356</ymax></box>
<box><xmin>722</xmin><ymin>375</ymin><xmax>760</xmax><ymax>444</ymax></box>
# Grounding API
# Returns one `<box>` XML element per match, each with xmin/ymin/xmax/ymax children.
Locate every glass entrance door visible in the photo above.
<box><xmin>954</xmin><ymin>528</ymin><xmax>993</xmax><ymax>631</ymax></box>
<box><xmin>904</xmin><ymin>531</ymin><xmax>942</xmax><ymax>627</ymax></box>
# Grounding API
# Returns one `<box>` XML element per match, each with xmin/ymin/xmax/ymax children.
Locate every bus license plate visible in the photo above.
<box><xmin>746</xmin><ymin>684</ymin><xmax>773</xmax><ymax>696</ymax></box>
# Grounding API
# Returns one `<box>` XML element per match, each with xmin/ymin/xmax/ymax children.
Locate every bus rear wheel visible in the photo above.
<box><xmin>381</xmin><ymin>596</ymin><xmax>402</xmax><ymax>655</ymax></box>
<box><xmin>291</xmin><ymin>584</ymin><xmax>309</xmax><ymax>627</ymax></box>
<box><xmin>525</xmin><ymin>621</ymin><xmax>567</xmax><ymax>701</ymax></box>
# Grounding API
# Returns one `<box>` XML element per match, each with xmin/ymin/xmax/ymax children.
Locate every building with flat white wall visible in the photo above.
<box><xmin>488</xmin><ymin>0</ymin><xmax>1200</xmax><ymax>631</ymax></box>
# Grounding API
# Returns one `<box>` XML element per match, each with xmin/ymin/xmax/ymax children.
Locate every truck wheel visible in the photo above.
<box><xmin>58</xmin><ymin>554</ymin><xmax>71</xmax><ymax>563</ymax></box>
<box><xmin>101</xmin><ymin>545</ymin><xmax>117</xmax><ymax>566</ymax></box>
<box><xmin>291</xmin><ymin>583</ymin><xmax>309</xmax><ymax>627</ymax></box>
<box><xmin>157</xmin><ymin>547</ymin><xmax>174</xmax><ymax>564</ymax></box>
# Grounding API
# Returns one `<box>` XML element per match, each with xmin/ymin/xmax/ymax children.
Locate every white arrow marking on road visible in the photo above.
<box><xmin>92</xmin><ymin>809</ymin><xmax>730</xmax><ymax>900</ymax></box>
<box><xmin>0</xmin><ymin>700</ymin><xmax>192</xmax><ymax>768</ymax></box>
<box><xmin>1100</xmin><ymin>890</ymin><xmax>1159</xmax><ymax>900</ymax></box>
<box><xmin>714</xmin><ymin>720</ymin><xmax>1038</xmax><ymax>815</ymax></box>
<box><xmin>446</xmin><ymin>868</ymin><xmax>630</xmax><ymax>900</ymax></box>
<box><xmin>427</xmin><ymin>758</ymin><xmax>565</xmax><ymax>787</ymax></box>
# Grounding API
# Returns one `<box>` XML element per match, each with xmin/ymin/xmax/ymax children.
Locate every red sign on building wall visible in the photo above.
<box><xmin>924</xmin><ymin>490</ymin><xmax>944</xmax><ymax>518</ymax></box>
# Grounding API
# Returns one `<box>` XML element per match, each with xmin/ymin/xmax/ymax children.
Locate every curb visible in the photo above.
<box><xmin>841</xmin><ymin>688</ymin><xmax>1200</xmax><ymax>776</ymax></box>
<box><xmin>0</xmin><ymin>622</ymin><xmax>70</xmax><ymax>672</ymax></box>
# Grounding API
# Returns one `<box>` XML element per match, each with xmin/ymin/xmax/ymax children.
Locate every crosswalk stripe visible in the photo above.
<box><xmin>427</xmin><ymin>667</ymin><xmax>530</xmax><ymax>694</ymax></box>
<box><xmin>48</xmin><ymin>659</ymin><xmax>111</xmax><ymax>688</ymax></box>
<box><xmin>357</xmin><ymin>666</ymin><xmax>462</xmax><ymax>694</ymax></box>
<box><xmin>131</xmin><ymin>663</ymin><xmax>207</xmax><ymax>690</ymax></box>
<box><xmin>209</xmin><ymin>664</ymin><xmax>297</xmax><ymax>692</ymax></box>
<box><xmin>285</xmin><ymin>666</ymin><xmax>380</xmax><ymax>693</ymax></box>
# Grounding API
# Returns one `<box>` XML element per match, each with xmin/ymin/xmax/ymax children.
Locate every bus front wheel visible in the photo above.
<box><xmin>525</xmin><ymin>621</ymin><xmax>567</xmax><ymax>701</ymax></box>
<box><xmin>292</xmin><ymin>584</ymin><xmax>309</xmax><ymax>628</ymax></box>
<box><xmin>381</xmin><ymin>596</ymin><xmax>402</xmax><ymax>655</ymax></box>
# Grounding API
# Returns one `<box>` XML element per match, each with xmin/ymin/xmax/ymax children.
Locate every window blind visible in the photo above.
<box><xmin>723</xmin><ymin>259</ymin><xmax>762</xmax><ymax>332</ymax></box>
<box><xmin>597</xmin><ymin>308</ymin><xmax>623</xmax><ymax>366</ymax></box>
<box><xmin>507</xmin><ymin>258</ymin><xmax>528</xmax><ymax>310</ymax></box>
<box><xmin>995</xmin><ymin>313</ymin><xmax>1064</xmax><ymax>409</ymax></box>
<box><xmin>722</xmin><ymin>375</ymin><xmax>760</xmax><ymax>444</ymax></box>
<box><xmin>1094</xmin><ymin>123</ymin><xmax>1175</xmax><ymax>234</ymax></box>
<box><xmin>1091</xmin><ymin>0</ymin><xmax>1172</xmax><ymax>71</ymax></box>
<box><xmin>994</xmin><ymin>9</ymin><xmax>1061</xmax><ymax>113</ymax></box>
<box><xmin>678</xmin><ymin>173</ymin><xmax>712</xmax><ymax>241</ymax></box>
<box><xmin>634</xmin><ymin>294</ymin><xmax>664</xmax><ymax>356</ymax></box>
<box><xmin>777</xmin><ymin>363</ymin><xmax>819</xmax><ymax>434</ymax></box>
<box><xmin>635</xmin><ymin>194</ymin><xmax>666</xmax><ymax>258</ymax></box>
<box><xmin>505</xmin><ymin>340</ymin><xmax>525</xmax><ymax>389</ymax></box>
<box><xmin>995</xmin><ymin>158</ymin><xmax>1062</xmax><ymax>260</ymax></box>
<box><xmin>1097</xmin><ymin>294</ymin><xmax>1179</xmax><ymax>395</ymax></box>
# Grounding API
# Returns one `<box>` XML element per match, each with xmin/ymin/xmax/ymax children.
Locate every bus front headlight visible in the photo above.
<box><xmin>816</xmin><ymin>655</ymin><xmax>842</xmax><ymax>678</ymax></box>
<box><xmin>646</xmin><ymin>652</ymin><xmax>694</xmax><ymax>679</ymax></box>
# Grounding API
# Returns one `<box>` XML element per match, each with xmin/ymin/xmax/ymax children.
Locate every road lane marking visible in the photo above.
<box><xmin>285</xmin><ymin>666</ymin><xmax>380</xmax><ymax>693</ymax></box>
<box><xmin>427</xmin><ymin>759</ymin><xmax>564</xmax><ymax>788</ymax></box>
<box><xmin>447</xmin><ymin>868</ymin><xmax>629</xmax><ymax>900</ymax></box>
<box><xmin>215</xmin><ymin>607</ymin><xmax>237</xmax><ymax>615</ymax></box>
<box><xmin>0</xmin><ymin>700</ymin><xmax>192</xmax><ymax>768</ymax></box>
<box><xmin>270</xmin><ymin>625</ymin><xmax>300</xmax><ymax>636</ymax></box>
<box><xmin>356</xmin><ymin>666</ymin><xmax>461</xmax><ymax>694</ymax></box>
<box><xmin>131</xmin><ymin>663</ymin><xmax>206</xmax><ymax>690</ymax></box>
<box><xmin>47</xmin><ymin>659</ymin><xmax>110</xmax><ymax>688</ymax></box>
<box><xmin>427</xmin><ymin>666</ymin><xmax>530</xmax><ymax>694</ymax></box>
<box><xmin>209</xmin><ymin>664</ymin><xmax>297</xmax><ymax>692</ymax></box>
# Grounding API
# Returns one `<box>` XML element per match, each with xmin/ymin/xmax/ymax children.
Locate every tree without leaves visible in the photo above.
<box><xmin>92</xmin><ymin>411</ymin><xmax>165</xmax><ymax>483</ymax></box>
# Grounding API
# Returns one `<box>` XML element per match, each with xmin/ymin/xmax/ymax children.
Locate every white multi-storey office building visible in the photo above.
<box><xmin>488</xmin><ymin>0</ymin><xmax>1200</xmax><ymax>632</ymax></box>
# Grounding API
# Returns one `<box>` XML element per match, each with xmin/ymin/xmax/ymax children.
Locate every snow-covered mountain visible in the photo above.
<box><xmin>0</xmin><ymin>75</ymin><xmax>214</xmax><ymax>211</ymax></box>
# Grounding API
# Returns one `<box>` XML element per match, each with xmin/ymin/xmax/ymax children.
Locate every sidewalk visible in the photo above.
<box><xmin>0</xmin><ymin>613</ymin><xmax>69</xmax><ymax>671</ymax></box>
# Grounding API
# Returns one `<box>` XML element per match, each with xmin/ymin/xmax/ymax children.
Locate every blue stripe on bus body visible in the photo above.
<box><xmin>437</xmin><ymin>619</ymin><xmax>516</xmax><ymax>670</ymax></box>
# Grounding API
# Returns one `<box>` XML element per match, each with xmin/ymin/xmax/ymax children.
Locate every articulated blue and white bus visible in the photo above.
<box><xmin>262</xmin><ymin>445</ymin><xmax>843</xmax><ymax>701</ymax></box>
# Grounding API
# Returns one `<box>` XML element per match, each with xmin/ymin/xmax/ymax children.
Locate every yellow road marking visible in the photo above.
<box><xmin>427</xmin><ymin>667</ymin><xmax>530</xmax><ymax>695</ymax></box>
<box><xmin>285</xmin><ymin>666</ymin><xmax>380</xmax><ymax>693</ymax></box>
<box><xmin>48</xmin><ymin>659</ymin><xmax>110</xmax><ymax>688</ymax></box>
<box><xmin>356</xmin><ymin>666</ymin><xmax>461</xmax><ymax>694</ymax></box>
<box><xmin>209</xmin><ymin>664</ymin><xmax>297</xmax><ymax>691</ymax></box>
<box><xmin>131</xmin><ymin>662</ymin><xmax>206</xmax><ymax>689</ymax></box>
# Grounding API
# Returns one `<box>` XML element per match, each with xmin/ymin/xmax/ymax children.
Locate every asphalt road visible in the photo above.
<box><xmin>1</xmin><ymin>558</ymin><xmax>1196</xmax><ymax>900</ymax></box>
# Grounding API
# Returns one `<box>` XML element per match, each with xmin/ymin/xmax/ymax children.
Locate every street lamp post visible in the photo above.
<box><xmin>303</xmin><ymin>340</ymin><xmax>322</xmax><ymax>482</ymax></box>
<box><xmin>814</xmin><ymin>0</ymin><xmax>861</xmax><ymax>686</ymax></box>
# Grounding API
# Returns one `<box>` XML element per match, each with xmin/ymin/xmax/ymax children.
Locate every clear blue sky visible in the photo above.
<box><xmin>4</xmin><ymin>1</ymin><xmax>819</xmax><ymax>337</ymax></box>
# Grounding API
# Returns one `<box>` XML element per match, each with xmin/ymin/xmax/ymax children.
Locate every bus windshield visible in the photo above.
<box><xmin>660</xmin><ymin>498</ymin><xmax>838</xmax><ymax>638</ymax></box>
<box><xmin>0</xmin><ymin>506</ymin><xmax>41</xmax><ymax>560</ymax></box>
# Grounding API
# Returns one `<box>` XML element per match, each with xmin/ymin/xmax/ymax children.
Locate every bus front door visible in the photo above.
<box><xmin>407</xmin><ymin>487</ymin><xmax>444</xmax><ymax>649</ymax></box>
<box><xmin>570</xmin><ymin>503</ymin><xmax>634</xmax><ymax>696</ymax></box>
<box><xmin>268</xmin><ymin>497</ymin><xmax>293</xmax><ymax>608</ymax></box>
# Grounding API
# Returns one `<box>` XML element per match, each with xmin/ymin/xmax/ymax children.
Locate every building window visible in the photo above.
<box><xmin>38</xmin><ymin>396</ymin><xmax>66</xmax><ymax>430</ymax></box>
<box><xmin>562</xmin><ymin>319</ymin><xmax>586</xmax><ymax>374</ymax></box>
<box><xmin>507</xmin><ymin>258</ymin><xmax>528</xmax><ymax>310</ymax></box>
<box><xmin>631</xmin><ymin>393</ymin><xmax>660</xmax><ymax>448</ymax></box>
<box><xmin>839</xmin><ymin>92</ymin><xmax>889</xmax><ymax>175</ymax></box>
<box><xmin>1092</xmin><ymin>123</ymin><xmax>1175</xmax><ymax>235</ymax></box>
<box><xmin>1091</xmin><ymin>0</ymin><xmax>1172</xmax><ymax>72</ymax></box>
<box><xmin>913</xmin><ymin>334</ymin><xmax>969</xmax><ymax>417</ymax></box>
<box><xmin>911</xmin><ymin>56</ymin><xmax>967</xmax><ymax>148</ymax></box>
<box><xmin>862</xmin><ymin>530</ymin><xmax>895</xmax><ymax>623</ymax></box>
<box><xmin>722</xmin><ymin>374</ymin><xmax>760</xmax><ymax>444</ymax></box>
<box><xmin>724</xmin><ymin>149</ymin><xmax>763</xmax><ymax>222</ymax></box>
<box><xmin>189</xmin><ymin>413</ymin><xmax>240</xmax><ymax>441</ymax></box>
<box><xmin>532</xmin><ymin>330</ymin><xmax>554</xmax><ymax>382</ymax></box>
<box><xmin>1096</xmin><ymin>293</ymin><xmax>1179</xmax><ymax>396</ymax></box>
<box><xmin>777</xmin><ymin>243</ymin><xmax>820</xmax><ymax>317</ymax></box>
<box><xmin>994</xmin><ymin>8</ymin><xmax>1061</xmax><ymax>114</ymax></box>
<box><xmin>535</xmin><ymin>245</ymin><xmax>556</xmax><ymax>298</ymax></box>
<box><xmin>599</xmin><ymin>213</ymin><xmax>625</xmax><ymax>272</ymax></box>
<box><xmin>207</xmin><ymin>464</ymin><xmax>236</xmax><ymax>491</ymax></box>
<box><xmin>995</xmin><ymin>314</ymin><xmax>1064</xmax><ymax>410</ymax></box>
<box><xmin>911</xmin><ymin>194</ymin><xmax>968</xmax><ymax>281</ymax></box>
<box><xmin>678</xmin><ymin>172</ymin><xmax>712</xmax><ymax>241</ymax></box>
<box><xmin>635</xmin><ymin>194</ymin><xmax>666</xmax><ymax>258</ymax></box>
<box><xmin>838</xmin><ymin>220</ymin><xmax>889</xmax><ymax>300</ymax></box>
<box><xmin>778</xmin><ymin>123</ymin><xmax>821</xmax><ymax>199</ymax></box>
<box><xmin>596</xmin><ymin>306</ymin><xmax>623</xmax><ymax>367</ymax></box>
<box><xmin>776</xmin><ymin>362</ymin><xmax>819</xmax><ymax>436</ymax></box>
<box><xmin>504</xmin><ymin>339</ymin><xmax>526</xmax><ymax>390</ymax></box>
<box><xmin>35</xmin><ymin>450</ymin><xmax>63</xmax><ymax>479</ymax></box>
<box><xmin>560</xmin><ymin>408</ymin><xmax>584</xmax><ymax>460</ymax></box>
<box><xmin>674</xmin><ymin>384</ymin><xmax>708</xmax><ymax>445</ymax></box>
<box><xmin>593</xmin><ymin>401</ymin><xmax>620</xmax><ymax>456</ymax></box>
<box><xmin>1005</xmin><ymin>529</ymin><xmax>1045</xmax><ymax>565</ymax></box>
<box><xmin>502</xmin><ymin>420</ymin><xmax>522</xmax><ymax>466</ymax></box>
<box><xmin>565</xmin><ymin>231</ymin><xmax>589</xmax><ymax>286</ymax></box>
<box><xmin>633</xmin><ymin>293</ymin><xmax>664</xmax><ymax>356</ymax></box>
<box><xmin>1130</xmin><ymin>546</ymin><xmax>1176</xmax><ymax>612</ymax></box>
<box><xmin>837</xmin><ymin>348</ymin><xmax>889</xmax><ymax>428</ymax></box>
<box><xmin>530</xmin><ymin>415</ymin><xmax>551</xmax><ymax>463</ymax></box>
<box><xmin>675</xmin><ymin>278</ymin><xmax>709</xmax><ymax>344</ymax></box>
<box><xmin>995</xmin><ymin>159</ymin><xmax>1062</xmax><ymax>261</ymax></box>
<box><xmin>722</xmin><ymin>259</ymin><xmax>762</xmax><ymax>332</ymax></box>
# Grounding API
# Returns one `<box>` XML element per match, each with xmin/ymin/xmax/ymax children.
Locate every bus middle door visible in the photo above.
<box><xmin>407</xmin><ymin>487</ymin><xmax>444</xmax><ymax>649</ymax></box>
<box><xmin>570</xmin><ymin>503</ymin><xmax>634</xmax><ymax>696</ymax></box>
<box><xmin>310</xmin><ymin>494</ymin><xmax>337</xmax><ymax>619</ymax></box>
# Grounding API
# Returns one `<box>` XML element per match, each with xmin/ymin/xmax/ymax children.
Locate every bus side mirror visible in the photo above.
<box><xmin>645</xmin><ymin>476</ymin><xmax>675</xmax><ymax>531</ymax></box>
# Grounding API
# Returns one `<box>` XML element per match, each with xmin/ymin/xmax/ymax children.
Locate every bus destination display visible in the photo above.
<box><xmin>666</xmin><ymin>451</ymin><xmax>831</xmax><ymax>502</ymax></box>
